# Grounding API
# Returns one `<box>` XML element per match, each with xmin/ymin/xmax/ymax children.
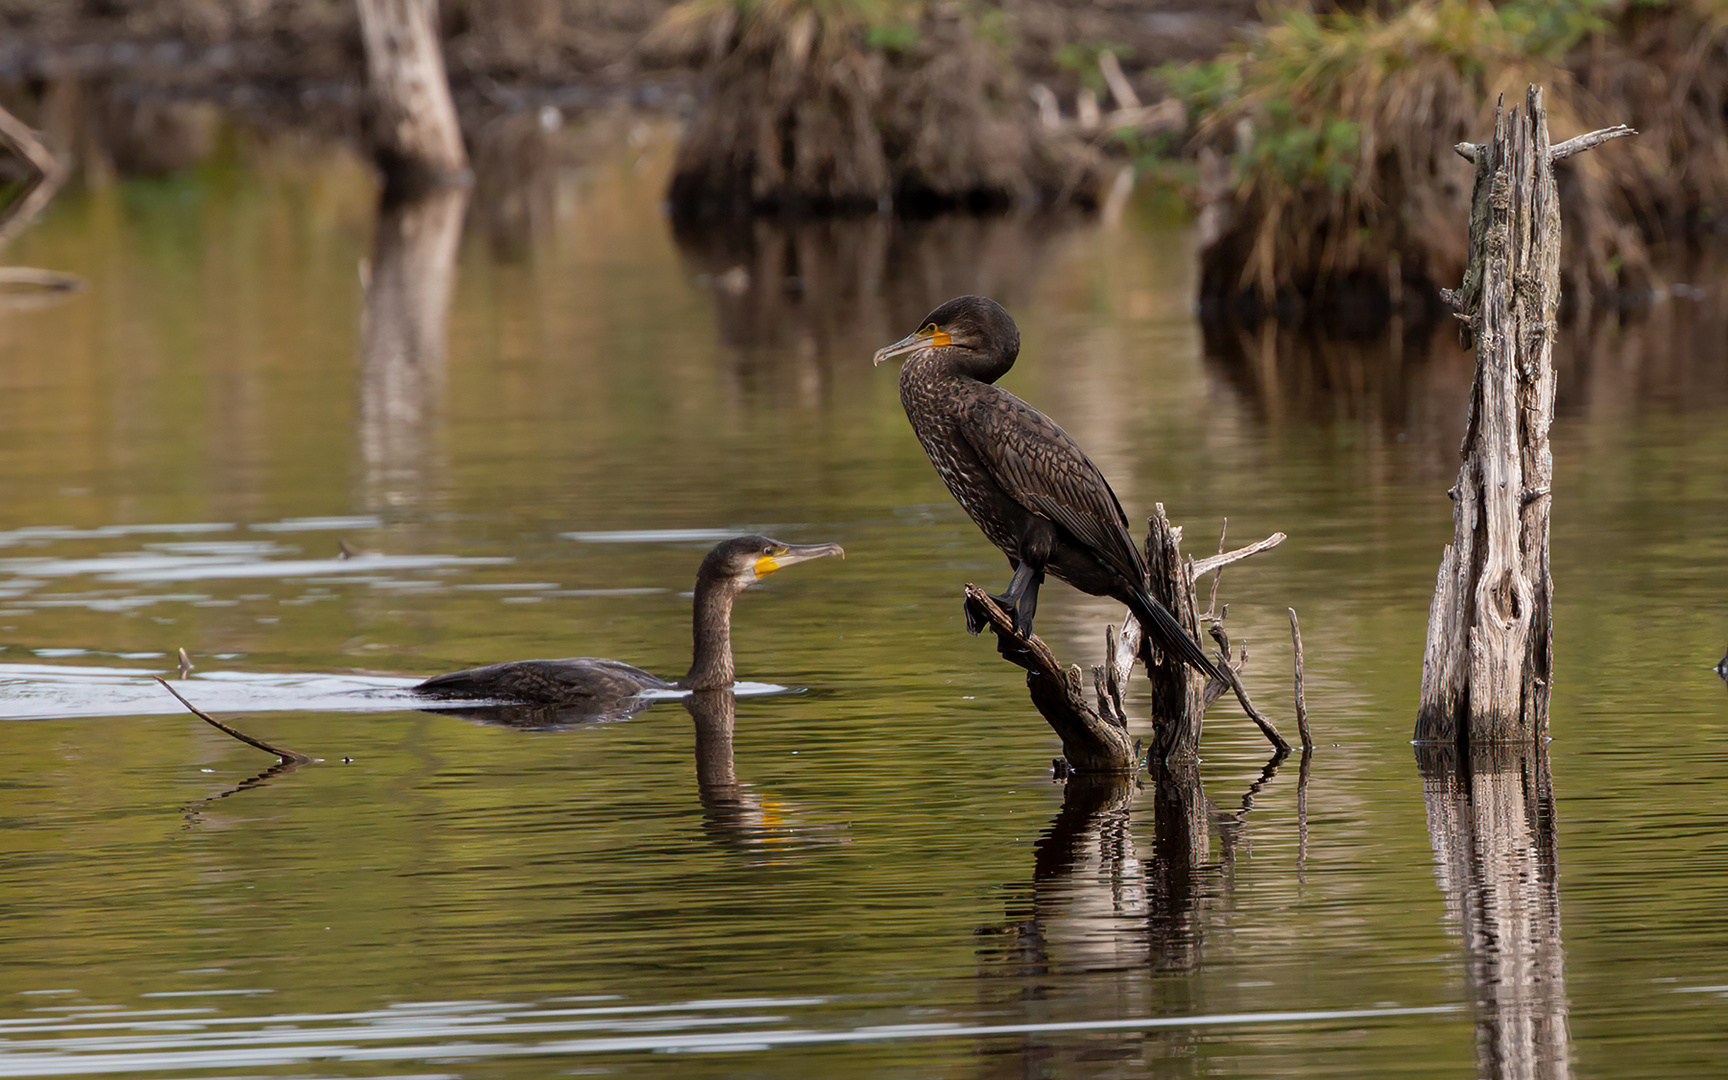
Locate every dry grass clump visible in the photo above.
<box><xmin>651</xmin><ymin>0</ymin><xmax>1101</xmax><ymax>219</ymax></box>
<box><xmin>1183</xmin><ymin>0</ymin><xmax>1726</xmax><ymax>314</ymax></box>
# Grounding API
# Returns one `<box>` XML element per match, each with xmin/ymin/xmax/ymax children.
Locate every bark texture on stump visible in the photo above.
<box><xmin>963</xmin><ymin>509</ymin><xmax>1287</xmax><ymax>773</ymax></box>
<box><xmin>1417</xmin><ymin>86</ymin><xmax>1632</xmax><ymax>745</ymax></box>
<box><xmin>356</xmin><ymin>0</ymin><xmax>469</xmax><ymax>189</ymax></box>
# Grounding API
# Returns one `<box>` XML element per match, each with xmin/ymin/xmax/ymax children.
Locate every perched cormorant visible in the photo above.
<box><xmin>415</xmin><ymin>535</ymin><xmax>844</xmax><ymax>708</ymax></box>
<box><xmin>873</xmin><ymin>295</ymin><xmax>1222</xmax><ymax>682</ymax></box>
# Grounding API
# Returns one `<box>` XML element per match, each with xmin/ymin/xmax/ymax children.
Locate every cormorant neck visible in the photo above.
<box><xmin>680</xmin><ymin>574</ymin><xmax>740</xmax><ymax>690</ymax></box>
<box><xmin>914</xmin><ymin>343</ymin><xmax>1017</xmax><ymax>386</ymax></box>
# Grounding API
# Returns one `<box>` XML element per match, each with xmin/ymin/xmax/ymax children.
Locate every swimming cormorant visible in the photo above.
<box><xmin>415</xmin><ymin>535</ymin><xmax>844</xmax><ymax>707</ymax></box>
<box><xmin>873</xmin><ymin>295</ymin><xmax>1221</xmax><ymax>682</ymax></box>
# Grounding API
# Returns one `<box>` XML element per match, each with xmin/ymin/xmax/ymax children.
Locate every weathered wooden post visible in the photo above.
<box><xmin>355</xmin><ymin>0</ymin><xmax>470</xmax><ymax>190</ymax></box>
<box><xmin>1416</xmin><ymin>86</ymin><xmax>1632</xmax><ymax>745</ymax></box>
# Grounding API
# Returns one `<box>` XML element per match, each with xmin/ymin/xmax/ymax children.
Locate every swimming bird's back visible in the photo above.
<box><xmin>415</xmin><ymin>657</ymin><xmax>673</xmax><ymax>705</ymax></box>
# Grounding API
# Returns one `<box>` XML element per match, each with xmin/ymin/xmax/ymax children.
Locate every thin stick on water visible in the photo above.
<box><xmin>1288</xmin><ymin>607</ymin><xmax>1311</xmax><ymax>749</ymax></box>
<box><xmin>153</xmin><ymin>677</ymin><xmax>313</xmax><ymax>765</ymax></box>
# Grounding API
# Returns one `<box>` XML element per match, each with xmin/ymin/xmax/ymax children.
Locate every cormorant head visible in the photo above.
<box><xmin>872</xmin><ymin>295</ymin><xmax>1021</xmax><ymax>383</ymax></box>
<box><xmin>700</xmin><ymin>534</ymin><xmax>845</xmax><ymax>590</ymax></box>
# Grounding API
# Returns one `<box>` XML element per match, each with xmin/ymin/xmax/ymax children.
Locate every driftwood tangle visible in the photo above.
<box><xmin>1417</xmin><ymin>86</ymin><xmax>1633</xmax><ymax>745</ymax></box>
<box><xmin>964</xmin><ymin>505</ymin><xmax>1289</xmax><ymax>773</ymax></box>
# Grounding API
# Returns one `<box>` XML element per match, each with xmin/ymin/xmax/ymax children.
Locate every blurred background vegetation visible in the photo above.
<box><xmin>0</xmin><ymin>0</ymin><xmax>1723</xmax><ymax>320</ymax></box>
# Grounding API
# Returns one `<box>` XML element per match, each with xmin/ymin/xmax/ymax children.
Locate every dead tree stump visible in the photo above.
<box><xmin>1416</xmin><ymin>86</ymin><xmax>1633</xmax><ymax>745</ymax></box>
<box><xmin>356</xmin><ymin>0</ymin><xmax>470</xmax><ymax>191</ymax></box>
<box><xmin>964</xmin><ymin>507</ymin><xmax>1290</xmax><ymax>773</ymax></box>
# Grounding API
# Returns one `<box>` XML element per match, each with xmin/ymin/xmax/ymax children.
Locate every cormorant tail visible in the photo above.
<box><xmin>1128</xmin><ymin>591</ymin><xmax>1225</xmax><ymax>684</ymax></box>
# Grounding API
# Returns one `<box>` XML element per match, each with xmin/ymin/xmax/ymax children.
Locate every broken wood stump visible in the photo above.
<box><xmin>963</xmin><ymin>505</ymin><xmax>1292</xmax><ymax>773</ymax></box>
<box><xmin>1416</xmin><ymin>86</ymin><xmax>1634</xmax><ymax>745</ymax></box>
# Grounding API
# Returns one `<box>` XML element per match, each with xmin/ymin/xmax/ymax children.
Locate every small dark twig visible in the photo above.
<box><xmin>1288</xmin><ymin>608</ymin><xmax>1310</xmax><ymax>749</ymax></box>
<box><xmin>1206</xmin><ymin>624</ymin><xmax>1290</xmax><ymax>752</ymax></box>
<box><xmin>1205</xmin><ymin>519</ymin><xmax>1227</xmax><ymax>619</ymax></box>
<box><xmin>153</xmin><ymin>677</ymin><xmax>313</xmax><ymax>765</ymax></box>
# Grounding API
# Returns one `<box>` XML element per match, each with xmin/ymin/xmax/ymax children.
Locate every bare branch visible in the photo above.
<box><xmin>153</xmin><ymin>677</ymin><xmax>313</xmax><ymax>765</ymax></box>
<box><xmin>1204</xmin><ymin>518</ymin><xmax>1227</xmax><ymax>619</ymax></box>
<box><xmin>962</xmin><ymin>586</ymin><xmax>1135</xmax><ymax>773</ymax></box>
<box><xmin>0</xmin><ymin>102</ymin><xmax>68</xmax><ymax>250</ymax></box>
<box><xmin>1289</xmin><ymin>607</ymin><xmax>1311</xmax><ymax>749</ymax></box>
<box><xmin>1191</xmin><ymin>531</ymin><xmax>1286</xmax><ymax>578</ymax></box>
<box><xmin>1207</xmin><ymin>624</ymin><xmax>1290</xmax><ymax>752</ymax></box>
<box><xmin>1549</xmin><ymin>125</ymin><xmax>1636</xmax><ymax>163</ymax></box>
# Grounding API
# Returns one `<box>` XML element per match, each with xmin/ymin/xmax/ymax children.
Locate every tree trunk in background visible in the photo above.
<box><xmin>1417</xmin><ymin>87</ymin><xmax>1630</xmax><ymax>745</ymax></box>
<box><xmin>356</xmin><ymin>0</ymin><xmax>469</xmax><ymax>190</ymax></box>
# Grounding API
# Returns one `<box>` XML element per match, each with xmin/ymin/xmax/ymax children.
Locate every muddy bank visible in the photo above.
<box><xmin>1185</xmin><ymin>0</ymin><xmax>1728</xmax><ymax>318</ymax></box>
<box><xmin>0</xmin><ymin>0</ymin><xmax>1261</xmax><ymax>199</ymax></box>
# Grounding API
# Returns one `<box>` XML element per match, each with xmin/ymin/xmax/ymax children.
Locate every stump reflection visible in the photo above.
<box><xmin>1418</xmin><ymin>741</ymin><xmax>1570</xmax><ymax>1080</ymax></box>
<box><xmin>359</xmin><ymin>180</ymin><xmax>470</xmax><ymax>510</ymax></box>
<box><xmin>974</xmin><ymin>753</ymin><xmax>1302</xmax><ymax>1074</ymax></box>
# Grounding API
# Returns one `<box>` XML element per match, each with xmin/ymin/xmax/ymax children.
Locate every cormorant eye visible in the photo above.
<box><xmin>921</xmin><ymin>323</ymin><xmax>938</xmax><ymax>336</ymax></box>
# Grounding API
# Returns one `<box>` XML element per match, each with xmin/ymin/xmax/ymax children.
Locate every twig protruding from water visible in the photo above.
<box><xmin>153</xmin><ymin>677</ymin><xmax>312</xmax><ymax>765</ymax></box>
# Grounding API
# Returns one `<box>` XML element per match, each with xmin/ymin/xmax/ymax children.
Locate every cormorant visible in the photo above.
<box><xmin>415</xmin><ymin>535</ymin><xmax>844</xmax><ymax>708</ymax></box>
<box><xmin>873</xmin><ymin>295</ymin><xmax>1222</xmax><ymax>682</ymax></box>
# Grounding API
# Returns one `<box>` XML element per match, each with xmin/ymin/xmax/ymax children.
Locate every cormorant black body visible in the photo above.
<box><xmin>874</xmin><ymin>294</ymin><xmax>1221</xmax><ymax>683</ymax></box>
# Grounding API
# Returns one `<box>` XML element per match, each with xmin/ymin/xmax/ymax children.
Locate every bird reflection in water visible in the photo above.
<box><xmin>686</xmin><ymin>689</ymin><xmax>847</xmax><ymax>854</ymax></box>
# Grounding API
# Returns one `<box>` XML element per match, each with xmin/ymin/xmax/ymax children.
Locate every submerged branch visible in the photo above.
<box><xmin>153</xmin><ymin>677</ymin><xmax>313</xmax><ymax>765</ymax></box>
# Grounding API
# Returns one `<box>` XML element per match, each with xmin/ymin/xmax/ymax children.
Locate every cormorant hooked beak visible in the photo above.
<box><xmin>754</xmin><ymin>541</ymin><xmax>845</xmax><ymax>578</ymax></box>
<box><xmin>872</xmin><ymin>323</ymin><xmax>951</xmax><ymax>366</ymax></box>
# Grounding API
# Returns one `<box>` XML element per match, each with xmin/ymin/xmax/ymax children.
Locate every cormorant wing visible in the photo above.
<box><xmin>959</xmin><ymin>389</ymin><xmax>1147</xmax><ymax>582</ymax></box>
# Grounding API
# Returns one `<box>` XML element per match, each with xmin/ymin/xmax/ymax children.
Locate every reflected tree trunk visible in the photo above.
<box><xmin>359</xmin><ymin>182</ymin><xmax>470</xmax><ymax>509</ymax></box>
<box><xmin>1418</xmin><ymin>741</ymin><xmax>1570</xmax><ymax>1080</ymax></box>
<box><xmin>974</xmin><ymin>756</ymin><xmax>1304</xmax><ymax>1075</ymax></box>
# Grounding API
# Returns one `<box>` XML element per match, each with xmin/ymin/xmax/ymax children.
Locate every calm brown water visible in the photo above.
<box><xmin>0</xmin><ymin>116</ymin><xmax>1726</xmax><ymax>1078</ymax></box>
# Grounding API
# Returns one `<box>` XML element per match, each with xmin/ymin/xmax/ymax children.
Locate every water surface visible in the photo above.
<box><xmin>0</xmin><ymin>117</ymin><xmax>1725</xmax><ymax>1077</ymax></box>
